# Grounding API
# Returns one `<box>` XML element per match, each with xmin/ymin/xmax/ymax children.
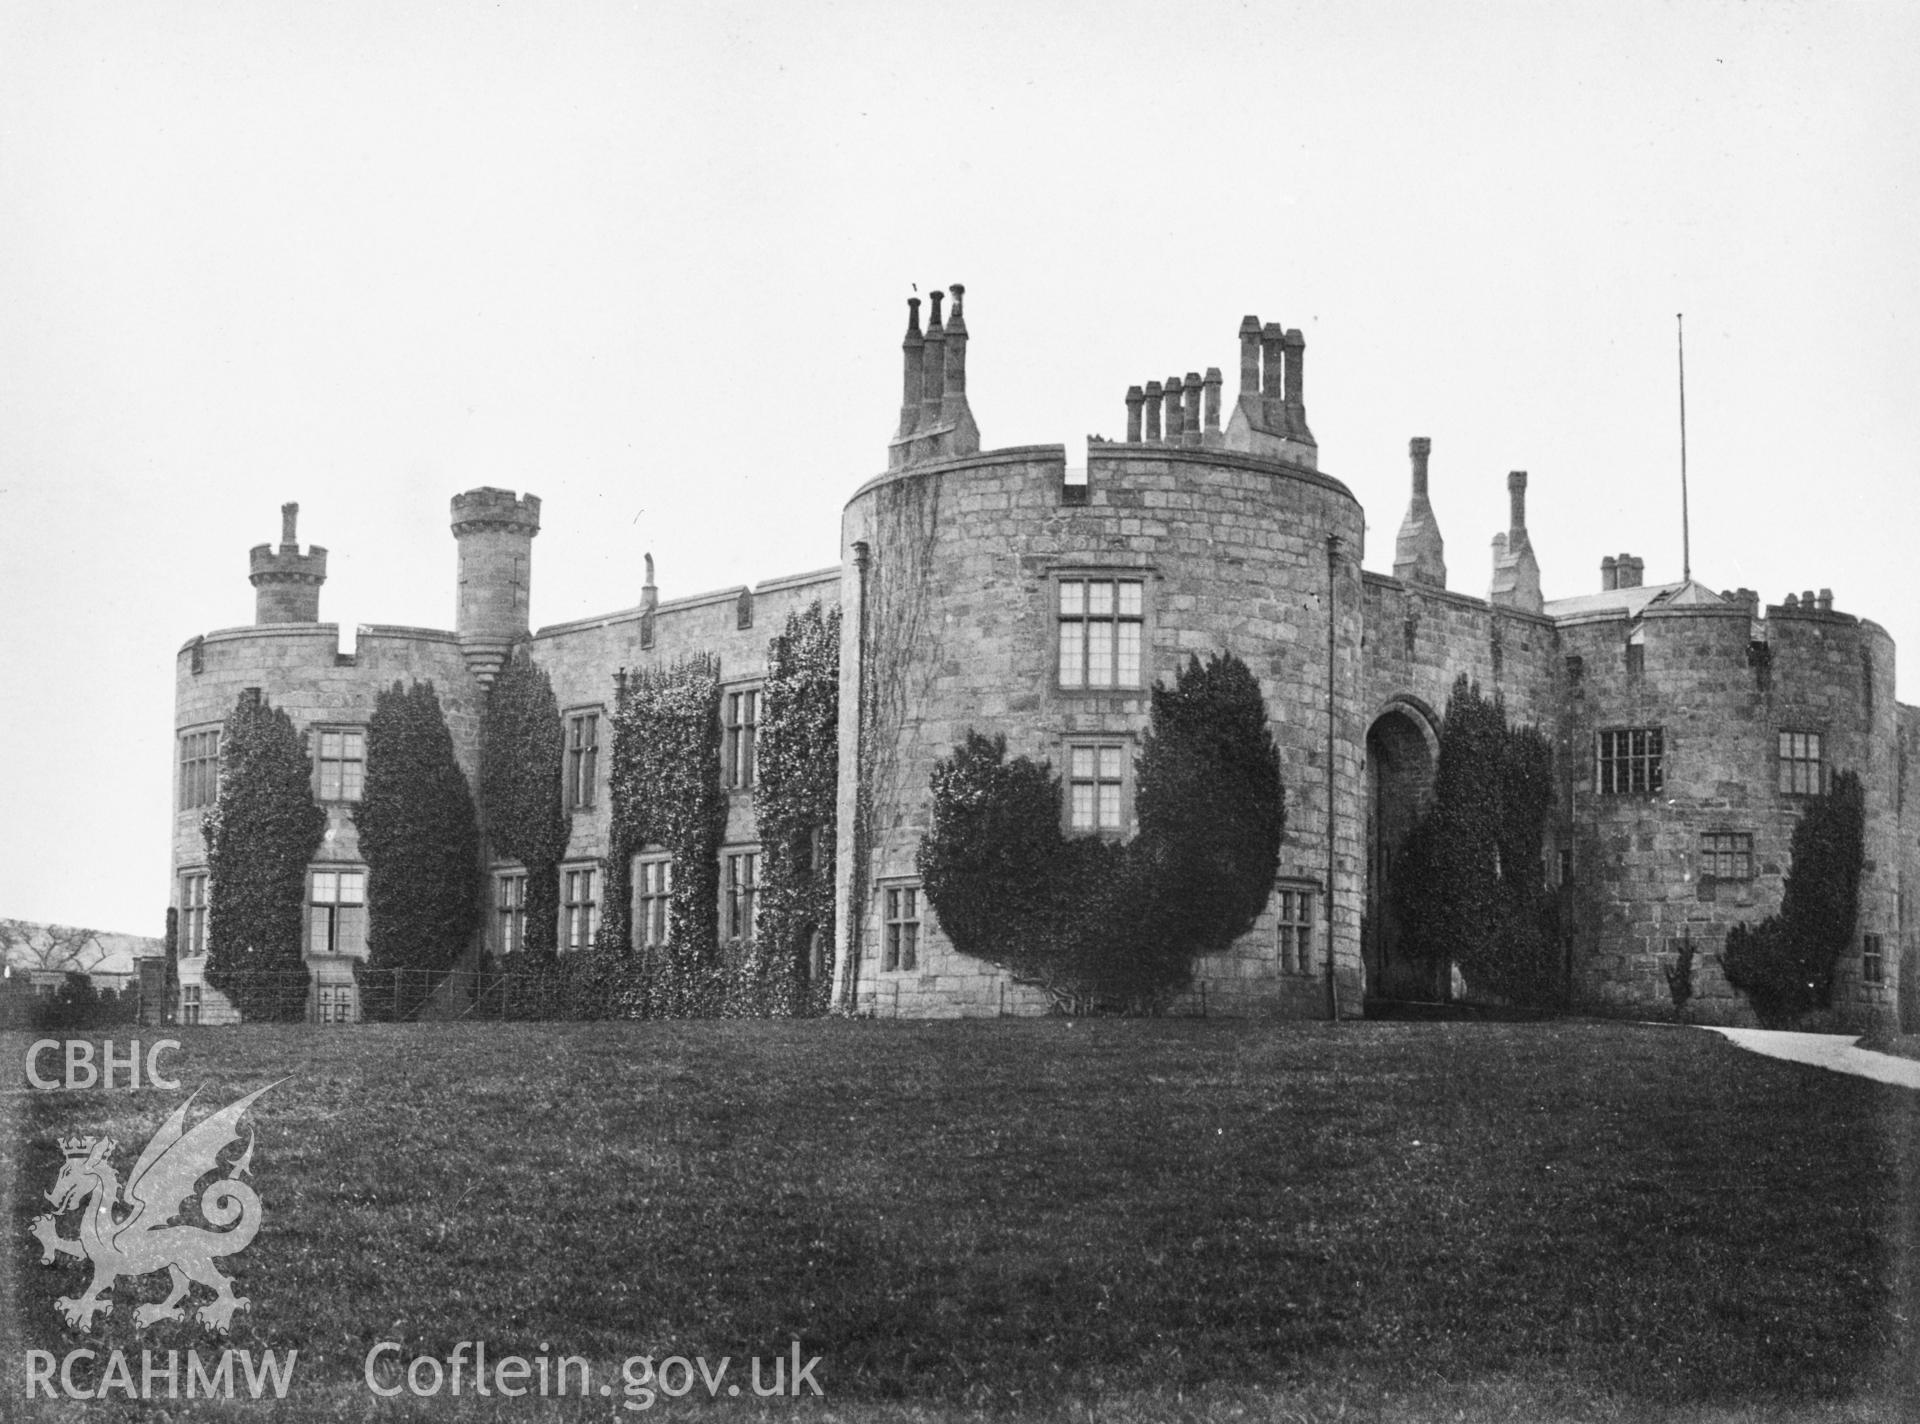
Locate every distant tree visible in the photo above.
<box><xmin>1722</xmin><ymin>770</ymin><xmax>1866</xmax><ymax>1027</ymax></box>
<box><xmin>355</xmin><ymin>681</ymin><xmax>482</xmax><ymax>1016</ymax></box>
<box><xmin>480</xmin><ymin>654</ymin><xmax>569</xmax><ymax>960</ymax></box>
<box><xmin>203</xmin><ymin>690</ymin><xmax>327</xmax><ymax>1021</ymax></box>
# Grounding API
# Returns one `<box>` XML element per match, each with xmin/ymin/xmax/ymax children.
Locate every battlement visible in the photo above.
<box><xmin>450</xmin><ymin>487</ymin><xmax>542</xmax><ymax>536</ymax></box>
<box><xmin>248</xmin><ymin>502</ymin><xmax>328</xmax><ymax>624</ymax></box>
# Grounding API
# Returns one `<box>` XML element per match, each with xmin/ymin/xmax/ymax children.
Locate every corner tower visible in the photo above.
<box><xmin>248</xmin><ymin>502</ymin><xmax>328</xmax><ymax>624</ymax></box>
<box><xmin>450</xmin><ymin>487</ymin><xmax>541</xmax><ymax>686</ymax></box>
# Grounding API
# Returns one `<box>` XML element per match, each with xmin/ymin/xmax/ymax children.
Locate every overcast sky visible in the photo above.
<box><xmin>4</xmin><ymin>1</ymin><xmax>1915</xmax><ymax>936</ymax></box>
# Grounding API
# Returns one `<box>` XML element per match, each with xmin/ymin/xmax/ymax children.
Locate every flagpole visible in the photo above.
<box><xmin>1677</xmin><ymin>313</ymin><xmax>1691</xmax><ymax>583</ymax></box>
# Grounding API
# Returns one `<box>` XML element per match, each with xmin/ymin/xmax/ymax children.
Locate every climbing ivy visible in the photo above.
<box><xmin>202</xmin><ymin>689</ymin><xmax>327</xmax><ymax>1021</ymax></box>
<box><xmin>745</xmin><ymin>602</ymin><xmax>841</xmax><ymax>1016</ymax></box>
<box><xmin>479</xmin><ymin>652</ymin><xmax>569</xmax><ymax>960</ymax></box>
<box><xmin>602</xmin><ymin>654</ymin><xmax>727</xmax><ymax>1016</ymax></box>
<box><xmin>354</xmin><ymin>680</ymin><xmax>482</xmax><ymax>1017</ymax></box>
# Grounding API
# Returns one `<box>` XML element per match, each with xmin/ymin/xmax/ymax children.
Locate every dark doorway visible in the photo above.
<box><xmin>1365</xmin><ymin>708</ymin><xmax>1442</xmax><ymax>1003</ymax></box>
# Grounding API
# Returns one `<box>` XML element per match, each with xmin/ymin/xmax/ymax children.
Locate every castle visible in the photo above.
<box><xmin>171</xmin><ymin>286</ymin><xmax>1919</xmax><ymax>1029</ymax></box>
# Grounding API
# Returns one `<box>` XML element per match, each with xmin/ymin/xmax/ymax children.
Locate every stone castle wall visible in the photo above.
<box><xmin>835</xmin><ymin>441</ymin><xmax>1369</xmax><ymax>1018</ymax></box>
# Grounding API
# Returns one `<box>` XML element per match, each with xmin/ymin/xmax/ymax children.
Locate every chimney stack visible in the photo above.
<box><xmin>1144</xmin><ymin>380</ymin><xmax>1163</xmax><ymax>442</ymax></box>
<box><xmin>1182</xmin><ymin>373</ymin><xmax>1203</xmax><ymax>447</ymax></box>
<box><xmin>918</xmin><ymin>291</ymin><xmax>946</xmax><ymax>431</ymax></box>
<box><xmin>1393</xmin><ymin>436</ymin><xmax>1446</xmax><ymax>589</ymax></box>
<box><xmin>1202</xmin><ymin>367</ymin><xmax>1223</xmax><ymax>444</ymax></box>
<box><xmin>1125</xmin><ymin>385</ymin><xmax>1145</xmax><ymax>443</ymax></box>
<box><xmin>895</xmin><ymin>298</ymin><xmax>924</xmax><ymax>440</ymax></box>
<box><xmin>1601</xmin><ymin>555</ymin><xmax>1618</xmax><ymax>591</ymax></box>
<box><xmin>1164</xmin><ymin>375</ymin><xmax>1185</xmax><ymax>442</ymax></box>
<box><xmin>939</xmin><ymin>283</ymin><xmax>970</xmax><ymax>426</ymax></box>
<box><xmin>1238</xmin><ymin>316</ymin><xmax>1261</xmax><ymax>396</ymax></box>
<box><xmin>1488</xmin><ymin>471</ymin><xmax>1542</xmax><ymax>613</ymax></box>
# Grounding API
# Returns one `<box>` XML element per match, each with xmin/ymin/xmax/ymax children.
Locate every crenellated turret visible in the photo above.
<box><xmin>450</xmin><ymin>487</ymin><xmax>541</xmax><ymax>686</ymax></box>
<box><xmin>249</xmin><ymin>502</ymin><xmax>328</xmax><ymax>624</ymax></box>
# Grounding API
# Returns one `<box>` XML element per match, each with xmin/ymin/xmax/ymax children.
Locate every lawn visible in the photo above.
<box><xmin>3</xmin><ymin>1018</ymin><xmax>1917</xmax><ymax>1423</ymax></box>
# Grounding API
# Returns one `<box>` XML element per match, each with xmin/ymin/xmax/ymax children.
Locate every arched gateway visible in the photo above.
<box><xmin>1364</xmin><ymin>702</ymin><xmax>1440</xmax><ymax>1004</ymax></box>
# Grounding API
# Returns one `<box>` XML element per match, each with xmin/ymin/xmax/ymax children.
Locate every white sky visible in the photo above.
<box><xmin>3</xmin><ymin>1</ymin><xmax>1915</xmax><ymax>936</ymax></box>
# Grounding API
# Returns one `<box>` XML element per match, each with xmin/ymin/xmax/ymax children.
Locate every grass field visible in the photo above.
<box><xmin>3</xmin><ymin>1018</ymin><xmax>1917</xmax><ymax>1422</ymax></box>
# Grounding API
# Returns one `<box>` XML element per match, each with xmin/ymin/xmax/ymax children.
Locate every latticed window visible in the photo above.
<box><xmin>316</xmin><ymin>728</ymin><xmax>366</xmax><ymax>802</ymax></box>
<box><xmin>1597</xmin><ymin>728</ymin><xmax>1664</xmax><ymax>795</ymax></box>
<box><xmin>724</xmin><ymin>851</ymin><xmax>759</xmax><ymax>943</ymax></box>
<box><xmin>1058</xmin><ymin>577</ymin><xmax>1144</xmax><ymax>688</ymax></box>
<box><xmin>1276</xmin><ymin>889</ymin><xmax>1313</xmax><ymax>974</ymax></box>
<box><xmin>566</xmin><ymin>712</ymin><xmax>599</xmax><ymax>810</ymax></box>
<box><xmin>1863</xmin><ymin>933</ymin><xmax>1885</xmax><ymax>985</ymax></box>
<box><xmin>181</xmin><ymin>984</ymin><xmax>202</xmax><ymax>1025</ymax></box>
<box><xmin>636</xmin><ymin>856</ymin><xmax>673</xmax><ymax>949</ymax></box>
<box><xmin>1778</xmin><ymin>731</ymin><xmax>1825</xmax><ymax>795</ymax></box>
<box><xmin>1067</xmin><ymin>741</ymin><xmax>1127</xmax><ymax>833</ymax></box>
<box><xmin>496</xmin><ymin>871</ymin><xmax>527</xmax><ymax>954</ymax></box>
<box><xmin>1699</xmin><ymin>832</ymin><xmax>1753</xmax><ymax>881</ymax></box>
<box><xmin>179</xmin><ymin>871</ymin><xmax>209</xmax><ymax>957</ymax></box>
<box><xmin>562</xmin><ymin>866</ymin><xmax>598</xmax><ymax>952</ymax></box>
<box><xmin>724</xmin><ymin>689</ymin><xmax>760</xmax><ymax>790</ymax></box>
<box><xmin>179</xmin><ymin>729</ymin><xmax>220</xmax><ymax>810</ymax></box>
<box><xmin>309</xmin><ymin>869</ymin><xmax>368</xmax><ymax>956</ymax></box>
<box><xmin>315</xmin><ymin>983</ymin><xmax>355</xmax><ymax>1024</ymax></box>
<box><xmin>883</xmin><ymin>884</ymin><xmax>920</xmax><ymax>972</ymax></box>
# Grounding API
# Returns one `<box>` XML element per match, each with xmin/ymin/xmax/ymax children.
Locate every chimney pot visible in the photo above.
<box><xmin>280</xmin><ymin>502</ymin><xmax>299</xmax><ymax>549</ymax></box>
<box><xmin>1602</xmin><ymin>555</ymin><xmax>1618</xmax><ymax>591</ymax></box>
<box><xmin>1817</xmin><ymin>587</ymin><xmax>1833</xmax><ymax>612</ymax></box>
<box><xmin>1409</xmin><ymin>438</ymin><xmax>1431</xmax><ymax>498</ymax></box>
<box><xmin>1125</xmin><ymin>385</ymin><xmax>1145</xmax><ymax>443</ymax></box>
<box><xmin>1239</xmin><ymin>316</ymin><xmax>1262</xmax><ymax>395</ymax></box>
<box><xmin>1143</xmin><ymin>380</ymin><xmax>1163</xmax><ymax>442</ymax></box>
<box><xmin>1164</xmin><ymin>376</ymin><xmax>1184</xmax><ymax>441</ymax></box>
<box><xmin>1202</xmin><ymin>368</ymin><xmax>1223</xmax><ymax>436</ymax></box>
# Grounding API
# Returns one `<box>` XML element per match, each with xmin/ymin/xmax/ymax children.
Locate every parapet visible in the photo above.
<box><xmin>450</xmin><ymin>487</ymin><xmax>542</xmax><ymax>537</ymax></box>
<box><xmin>889</xmin><ymin>284</ymin><xmax>981</xmax><ymax>469</ymax></box>
<box><xmin>248</xmin><ymin>502</ymin><xmax>328</xmax><ymax>624</ymax></box>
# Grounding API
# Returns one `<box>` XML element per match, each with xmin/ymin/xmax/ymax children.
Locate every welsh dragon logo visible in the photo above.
<box><xmin>32</xmin><ymin>1082</ymin><xmax>279</xmax><ymax>1334</ymax></box>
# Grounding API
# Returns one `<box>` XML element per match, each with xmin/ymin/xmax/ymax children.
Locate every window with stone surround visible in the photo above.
<box><xmin>315</xmin><ymin>727</ymin><xmax>366</xmax><ymax>803</ymax></box>
<box><xmin>179</xmin><ymin>728</ymin><xmax>220</xmax><ymax>810</ymax></box>
<box><xmin>1064</xmin><ymin>738</ymin><xmax>1130</xmax><ymax>834</ymax></box>
<box><xmin>565</xmin><ymin>710</ymin><xmax>600</xmax><ymax>810</ymax></box>
<box><xmin>1699</xmin><ymin>831</ymin><xmax>1753</xmax><ymax>882</ymax></box>
<box><xmin>1058</xmin><ymin>576</ymin><xmax>1145</xmax><ymax>689</ymax></box>
<box><xmin>1778</xmin><ymin>730</ymin><xmax>1825</xmax><ymax>796</ymax></box>
<box><xmin>309</xmin><ymin>868</ymin><xmax>368</xmax><ymax>956</ymax></box>
<box><xmin>181</xmin><ymin>983</ymin><xmax>202</xmax><ymax>1026</ymax></box>
<box><xmin>635</xmin><ymin>854</ymin><xmax>673</xmax><ymax>949</ymax></box>
<box><xmin>882</xmin><ymin>882</ymin><xmax>920</xmax><ymax>972</ymax></box>
<box><xmin>1597</xmin><ymin>728</ymin><xmax>1664</xmax><ymax>795</ymax></box>
<box><xmin>179</xmin><ymin>871</ymin><xmax>209</xmax><ymax>958</ymax></box>
<box><xmin>495</xmin><ymin>870</ymin><xmax>527</xmax><ymax>955</ymax></box>
<box><xmin>1862</xmin><ymin>933</ymin><xmax>1885</xmax><ymax>985</ymax></box>
<box><xmin>723</xmin><ymin>688</ymin><xmax>760</xmax><ymax>791</ymax></box>
<box><xmin>562</xmin><ymin>865</ymin><xmax>598</xmax><ymax>952</ymax></box>
<box><xmin>1275</xmin><ymin>887</ymin><xmax>1314</xmax><ymax>974</ymax></box>
<box><xmin>723</xmin><ymin>849</ymin><xmax>759</xmax><ymax>945</ymax></box>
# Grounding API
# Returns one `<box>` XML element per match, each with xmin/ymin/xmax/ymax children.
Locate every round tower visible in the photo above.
<box><xmin>449</xmin><ymin>487</ymin><xmax>541</xmax><ymax>686</ymax></box>
<box><xmin>248</xmin><ymin>502</ymin><xmax>328</xmax><ymax>624</ymax></box>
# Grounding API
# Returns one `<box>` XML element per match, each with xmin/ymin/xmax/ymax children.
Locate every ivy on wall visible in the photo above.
<box><xmin>602</xmin><ymin>654</ymin><xmax>727</xmax><ymax>1016</ymax></box>
<box><xmin>480</xmin><ymin>652</ymin><xmax>569</xmax><ymax>960</ymax></box>
<box><xmin>202</xmin><ymin>689</ymin><xmax>327</xmax><ymax>1021</ymax></box>
<box><xmin>1722</xmin><ymin>770</ymin><xmax>1865</xmax><ymax>1027</ymax></box>
<box><xmin>745</xmin><ymin>602</ymin><xmax>841</xmax><ymax>1016</ymax></box>
<box><xmin>1393</xmin><ymin>675</ymin><xmax>1560</xmax><ymax>1006</ymax></box>
<box><xmin>354</xmin><ymin>680</ymin><xmax>482</xmax><ymax>1017</ymax></box>
<box><xmin>919</xmin><ymin>651</ymin><xmax>1284</xmax><ymax>1012</ymax></box>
